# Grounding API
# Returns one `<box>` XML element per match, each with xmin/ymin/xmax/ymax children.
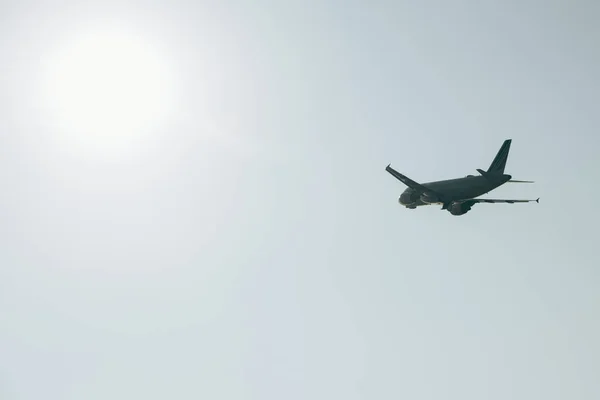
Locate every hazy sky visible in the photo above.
<box><xmin>1</xmin><ymin>1</ymin><xmax>599</xmax><ymax>399</ymax></box>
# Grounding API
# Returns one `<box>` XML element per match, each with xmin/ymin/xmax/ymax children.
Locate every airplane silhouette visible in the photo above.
<box><xmin>386</xmin><ymin>139</ymin><xmax>539</xmax><ymax>216</ymax></box>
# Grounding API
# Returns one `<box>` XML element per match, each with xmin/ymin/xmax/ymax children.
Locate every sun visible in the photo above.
<box><xmin>39</xmin><ymin>26</ymin><xmax>176</xmax><ymax>159</ymax></box>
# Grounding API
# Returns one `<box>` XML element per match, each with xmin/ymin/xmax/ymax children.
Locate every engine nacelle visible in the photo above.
<box><xmin>399</xmin><ymin>191</ymin><xmax>419</xmax><ymax>205</ymax></box>
<box><xmin>420</xmin><ymin>193</ymin><xmax>440</xmax><ymax>204</ymax></box>
<box><xmin>448</xmin><ymin>202</ymin><xmax>472</xmax><ymax>216</ymax></box>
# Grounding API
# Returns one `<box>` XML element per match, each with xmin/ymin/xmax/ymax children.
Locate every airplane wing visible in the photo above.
<box><xmin>385</xmin><ymin>164</ymin><xmax>443</xmax><ymax>198</ymax></box>
<box><xmin>459</xmin><ymin>198</ymin><xmax>540</xmax><ymax>206</ymax></box>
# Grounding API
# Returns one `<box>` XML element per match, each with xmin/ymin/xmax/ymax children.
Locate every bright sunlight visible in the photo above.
<box><xmin>39</xmin><ymin>26</ymin><xmax>176</xmax><ymax>159</ymax></box>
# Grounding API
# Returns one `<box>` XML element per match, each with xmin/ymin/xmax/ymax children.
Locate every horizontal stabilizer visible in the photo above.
<box><xmin>508</xmin><ymin>179</ymin><xmax>535</xmax><ymax>183</ymax></box>
<box><xmin>476</xmin><ymin>168</ymin><xmax>489</xmax><ymax>177</ymax></box>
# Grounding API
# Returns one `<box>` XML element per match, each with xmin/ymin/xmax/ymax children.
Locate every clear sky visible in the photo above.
<box><xmin>1</xmin><ymin>1</ymin><xmax>599</xmax><ymax>399</ymax></box>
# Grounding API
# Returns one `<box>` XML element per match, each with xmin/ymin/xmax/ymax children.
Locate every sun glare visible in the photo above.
<box><xmin>40</xmin><ymin>26</ymin><xmax>176</xmax><ymax>158</ymax></box>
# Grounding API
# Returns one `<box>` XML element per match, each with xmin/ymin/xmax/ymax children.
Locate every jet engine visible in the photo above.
<box><xmin>399</xmin><ymin>191</ymin><xmax>419</xmax><ymax>205</ymax></box>
<box><xmin>448</xmin><ymin>201</ymin><xmax>472</xmax><ymax>216</ymax></box>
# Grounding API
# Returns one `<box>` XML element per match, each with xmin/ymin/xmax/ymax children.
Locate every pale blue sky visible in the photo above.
<box><xmin>1</xmin><ymin>1</ymin><xmax>599</xmax><ymax>399</ymax></box>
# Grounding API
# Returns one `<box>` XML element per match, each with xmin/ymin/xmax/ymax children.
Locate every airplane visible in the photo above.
<box><xmin>386</xmin><ymin>139</ymin><xmax>539</xmax><ymax>216</ymax></box>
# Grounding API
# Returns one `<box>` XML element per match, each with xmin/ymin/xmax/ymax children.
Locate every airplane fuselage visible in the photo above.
<box><xmin>399</xmin><ymin>174</ymin><xmax>512</xmax><ymax>208</ymax></box>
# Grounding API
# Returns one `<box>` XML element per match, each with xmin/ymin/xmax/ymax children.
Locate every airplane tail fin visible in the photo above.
<box><xmin>487</xmin><ymin>139</ymin><xmax>511</xmax><ymax>175</ymax></box>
